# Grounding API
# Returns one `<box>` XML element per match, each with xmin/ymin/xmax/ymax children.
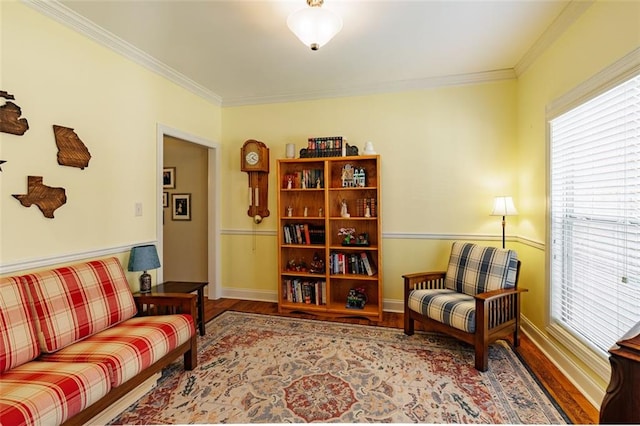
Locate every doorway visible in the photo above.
<box><xmin>156</xmin><ymin>124</ymin><xmax>221</xmax><ymax>299</ymax></box>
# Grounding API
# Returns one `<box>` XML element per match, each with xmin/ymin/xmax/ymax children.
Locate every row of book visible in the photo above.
<box><xmin>330</xmin><ymin>251</ymin><xmax>377</xmax><ymax>276</ymax></box>
<box><xmin>303</xmin><ymin>136</ymin><xmax>344</xmax><ymax>158</ymax></box>
<box><xmin>282</xmin><ymin>169</ymin><xmax>324</xmax><ymax>189</ymax></box>
<box><xmin>283</xmin><ymin>279</ymin><xmax>326</xmax><ymax>305</ymax></box>
<box><xmin>355</xmin><ymin>198</ymin><xmax>377</xmax><ymax>217</ymax></box>
<box><xmin>283</xmin><ymin>223</ymin><xmax>326</xmax><ymax>245</ymax></box>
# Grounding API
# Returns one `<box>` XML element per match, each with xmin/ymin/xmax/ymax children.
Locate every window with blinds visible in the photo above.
<box><xmin>549</xmin><ymin>73</ymin><xmax>640</xmax><ymax>363</ymax></box>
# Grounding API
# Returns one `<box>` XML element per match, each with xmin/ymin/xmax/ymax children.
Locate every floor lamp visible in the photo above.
<box><xmin>491</xmin><ymin>196</ymin><xmax>517</xmax><ymax>249</ymax></box>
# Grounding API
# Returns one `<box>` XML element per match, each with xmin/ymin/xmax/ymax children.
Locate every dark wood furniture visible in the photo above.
<box><xmin>403</xmin><ymin>260</ymin><xmax>525</xmax><ymax>371</ymax></box>
<box><xmin>599</xmin><ymin>321</ymin><xmax>640</xmax><ymax>424</ymax></box>
<box><xmin>141</xmin><ymin>281</ymin><xmax>208</xmax><ymax>336</ymax></box>
<box><xmin>63</xmin><ymin>293</ymin><xmax>197</xmax><ymax>426</ymax></box>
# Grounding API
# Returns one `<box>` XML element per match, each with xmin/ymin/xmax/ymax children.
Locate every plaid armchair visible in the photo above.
<box><xmin>403</xmin><ymin>242</ymin><xmax>525</xmax><ymax>371</ymax></box>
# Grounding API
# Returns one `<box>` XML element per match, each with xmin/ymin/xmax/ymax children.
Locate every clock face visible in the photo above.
<box><xmin>246</xmin><ymin>151</ymin><xmax>259</xmax><ymax>166</ymax></box>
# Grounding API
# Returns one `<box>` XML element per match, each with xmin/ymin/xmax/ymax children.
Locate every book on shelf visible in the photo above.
<box><xmin>283</xmin><ymin>224</ymin><xmax>325</xmax><ymax>245</ymax></box>
<box><xmin>282</xmin><ymin>169</ymin><xmax>324</xmax><ymax>189</ymax></box>
<box><xmin>355</xmin><ymin>198</ymin><xmax>377</xmax><ymax>217</ymax></box>
<box><xmin>283</xmin><ymin>279</ymin><xmax>326</xmax><ymax>305</ymax></box>
<box><xmin>329</xmin><ymin>251</ymin><xmax>377</xmax><ymax>276</ymax></box>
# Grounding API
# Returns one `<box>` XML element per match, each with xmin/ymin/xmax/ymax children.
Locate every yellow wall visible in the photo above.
<box><xmin>0</xmin><ymin>3</ymin><xmax>221</xmax><ymax>268</ymax></box>
<box><xmin>221</xmin><ymin>81</ymin><xmax>518</xmax><ymax>298</ymax></box>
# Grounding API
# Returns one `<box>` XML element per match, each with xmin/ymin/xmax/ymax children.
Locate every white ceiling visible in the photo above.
<box><xmin>49</xmin><ymin>0</ymin><xmax>587</xmax><ymax>106</ymax></box>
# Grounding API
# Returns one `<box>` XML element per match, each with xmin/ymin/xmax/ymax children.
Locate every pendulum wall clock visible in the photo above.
<box><xmin>241</xmin><ymin>139</ymin><xmax>270</xmax><ymax>223</ymax></box>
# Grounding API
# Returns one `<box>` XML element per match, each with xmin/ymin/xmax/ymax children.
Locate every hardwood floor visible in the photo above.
<box><xmin>203</xmin><ymin>298</ymin><xmax>599</xmax><ymax>424</ymax></box>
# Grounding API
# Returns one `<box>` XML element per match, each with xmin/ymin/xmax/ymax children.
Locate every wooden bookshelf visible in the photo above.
<box><xmin>276</xmin><ymin>155</ymin><xmax>382</xmax><ymax>321</ymax></box>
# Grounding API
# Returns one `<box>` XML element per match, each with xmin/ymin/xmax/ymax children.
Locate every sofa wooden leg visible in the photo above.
<box><xmin>184</xmin><ymin>337</ymin><xmax>197</xmax><ymax>370</ymax></box>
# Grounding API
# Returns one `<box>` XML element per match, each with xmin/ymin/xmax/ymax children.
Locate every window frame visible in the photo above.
<box><xmin>545</xmin><ymin>48</ymin><xmax>640</xmax><ymax>381</ymax></box>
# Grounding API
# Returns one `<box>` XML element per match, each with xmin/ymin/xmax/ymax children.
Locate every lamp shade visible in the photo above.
<box><xmin>287</xmin><ymin>3</ymin><xmax>342</xmax><ymax>50</ymax></box>
<box><xmin>128</xmin><ymin>245</ymin><xmax>161</xmax><ymax>272</ymax></box>
<box><xmin>491</xmin><ymin>196</ymin><xmax>518</xmax><ymax>216</ymax></box>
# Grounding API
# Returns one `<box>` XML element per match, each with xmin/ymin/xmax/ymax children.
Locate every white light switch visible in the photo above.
<box><xmin>135</xmin><ymin>202</ymin><xmax>143</xmax><ymax>216</ymax></box>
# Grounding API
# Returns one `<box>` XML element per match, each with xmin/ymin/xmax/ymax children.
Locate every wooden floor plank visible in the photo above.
<box><xmin>203</xmin><ymin>298</ymin><xmax>599</xmax><ymax>424</ymax></box>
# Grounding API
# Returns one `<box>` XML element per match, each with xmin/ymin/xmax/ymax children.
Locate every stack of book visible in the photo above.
<box><xmin>304</xmin><ymin>136</ymin><xmax>343</xmax><ymax>158</ymax></box>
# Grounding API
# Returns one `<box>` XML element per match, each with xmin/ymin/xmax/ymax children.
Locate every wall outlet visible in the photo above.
<box><xmin>135</xmin><ymin>202</ymin><xmax>143</xmax><ymax>216</ymax></box>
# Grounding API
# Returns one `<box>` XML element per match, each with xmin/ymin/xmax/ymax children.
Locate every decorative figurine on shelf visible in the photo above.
<box><xmin>339</xmin><ymin>227</ymin><xmax>356</xmax><ymax>245</ymax></box>
<box><xmin>364</xmin><ymin>205</ymin><xmax>371</xmax><ymax>218</ymax></box>
<box><xmin>287</xmin><ymin>177</ymin><xmax>292</xmax><ymax>189</ymax></box>
<box><xmin>316</xmin><ymin>178</ymin><xmax>321</xmax><ymax>188</ymax></box>
<box><xmin>340</xmin><ymin>199</ymin><xmax>350</xmax><ymax>218</ymax></box>
<box><xmin>287</xmin><ymin>206</ymin><xmax>293</xmax><ymax>217</ymax></box>
<box><xmin>357</xmin><ymin>168</ymin><xmax>366</xmax><ymax>187</ymax></box>
<box><xmin>318</xmin><ymin>207</ymin><xmax>323</xmax><ymax>217</ymax></box>
<box><xmin>341</xmin><ymin>164</ymin><xmax>354</xmax><ymax>187</ymax></box>
<box><xmin>286</xmin><ymin>258</ymin><xmax>308</xmax><ymax>272</ymax></box>
<box><xmin>302</xmin><ymin>178</ymin><xmax>306</xmax><ymax>189</ymax></box>
<box><xmin>309</xmin><ymin>252</ymin><xmax>325</xmax><ymax>274</ymax></box>
<box><xmin>346</xmin><ymin>287</ymin><xmax>367</xmax><ymax>309</ymax></box>
<box><xmin>303</xmin><ymin>206</ymin><xmax>308</xmax><ymax>217</ymax></box>
<box><xmin>356</xmin><ymin>233</ymin><xmax>370</xmax><ymax>246</ymax></box>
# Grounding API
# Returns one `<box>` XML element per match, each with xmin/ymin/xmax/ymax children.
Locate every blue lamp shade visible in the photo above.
<box><xmin>128</xmin><ymin>245</ymin><xmax>161</xmax><ymax>293</ymax></box>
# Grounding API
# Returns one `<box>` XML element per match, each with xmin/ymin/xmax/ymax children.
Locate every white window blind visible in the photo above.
<box><xmin>549</xmin><ymin>74</ymin><xmax>640</xmax><ymax>358</ymax></box>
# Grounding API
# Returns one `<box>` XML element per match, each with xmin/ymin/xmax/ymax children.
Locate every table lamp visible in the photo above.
<box><xmin>128</xmin><ymin>244</ymin><xmax>161</xmax><ymax>293</ymax></box>
<box><xmin>491</xmin><ymin>196</ymin><xmax>517</xmax><ymax>249</ymax></box>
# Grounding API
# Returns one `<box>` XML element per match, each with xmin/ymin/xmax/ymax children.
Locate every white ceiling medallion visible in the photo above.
<box><xmin>287</xmin><ymin>0</ymin><xmax>342</xmax><ymax>51</ymax></box>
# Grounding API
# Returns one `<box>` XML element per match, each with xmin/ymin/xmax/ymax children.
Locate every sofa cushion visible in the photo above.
<box><xmin>444</xmin><ymin>242</ymin><xmax>518</xmax><ymax>296</ymax></box>
<box><xmin>408</xmin><ymin>288</ymin><xmax>476</xmax><ymax>333</ymax></box>
<box><xmin>39</xmin><ymin>314</ymin><xmax>194</xmax><ymax>387</ymax></box>
<box><xmin>0</xmin><ymin>361</ymin><xmax>111</xmax><ymax>426</ymax></box>
<box><xmin>0</xmin><ymin>277</ymin><xmax>40</xmax><ymax>372</ymax></box>
<box><xmin>22</xmin><ymin>257</ymin><xmax>137</xmax><ymax>353</ymax></box>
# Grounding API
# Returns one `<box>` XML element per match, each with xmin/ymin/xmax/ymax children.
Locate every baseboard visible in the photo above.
<box><xmin>521</xmin><ymin>316</ymin><xmax>605</xmax><ymax>409</ymax></box>
<box><xmin>85</xmin><ymin>372</ymin><xmax>161</xmax><ymax>425</ymax></box>
<box><xmin>221</xmin><ymin>287</ymin><xmax>278</xmax><ymax>303</ymax></box>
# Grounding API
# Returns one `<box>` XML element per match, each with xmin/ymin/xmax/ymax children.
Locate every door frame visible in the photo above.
<box><xmin>156</xmin><ymin>124</ymin><xmax>221</xmax><ymax>299</ymax></box>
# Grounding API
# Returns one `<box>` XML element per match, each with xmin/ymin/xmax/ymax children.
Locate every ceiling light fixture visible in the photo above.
<box><xmin>287</xmin><ymin>0</ymin><xmax>342</xmax><ymax>51</ymax></box>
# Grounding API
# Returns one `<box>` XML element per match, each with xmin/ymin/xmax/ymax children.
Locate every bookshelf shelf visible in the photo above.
<box><xmin>276</xmin><ymin>155</ymin><xmax>382</xmax><ymax>321</ymax></box>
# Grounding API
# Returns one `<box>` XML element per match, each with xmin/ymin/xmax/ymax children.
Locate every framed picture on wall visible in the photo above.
<box><xmin>163</xmin><ymin>167</ymin><xmax>176</xmax><ymax>189</ymax></box>
<box><xmin>172</xmin><ymin>193</ymin><xmax>191</xmax><ymax>221</ymax></box>
<box><xmin>163</xmin><ymin>191</ymin><xmax>169</xmax><ymax>208</ymax></box>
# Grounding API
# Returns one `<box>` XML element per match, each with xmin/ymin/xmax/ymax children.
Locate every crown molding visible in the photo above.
<box><xmin>221</xmin><ymin>69</ymin><xmax>517</xmax><ymax>107</ymax></box>
<box><xmin>22</xmin><ymin>0</ymin><xmax>223</xmax><ymax>106</ymax></box>
<box><xmin>514</xmin><ymin>0</ymin><xmax>594</xmax><ymax>76</ymax></box>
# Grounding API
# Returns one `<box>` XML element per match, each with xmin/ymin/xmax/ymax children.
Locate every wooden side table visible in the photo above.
<box><xmin>144</xmin><ymin>281</ymin><xmax>208</xmax><ymax>336</ymax></box>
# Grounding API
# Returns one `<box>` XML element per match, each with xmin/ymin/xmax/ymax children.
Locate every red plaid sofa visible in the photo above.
<box><xmin>0</xmin><ymin>257</ymin><xmax>198</xmax><ymax>426</ymax></box>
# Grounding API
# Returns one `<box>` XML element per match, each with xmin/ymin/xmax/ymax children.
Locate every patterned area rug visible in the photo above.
<box><xmin>110</xmin><ymin>311</ymin><xmax>568</xmax><ymax>424</ymax></box>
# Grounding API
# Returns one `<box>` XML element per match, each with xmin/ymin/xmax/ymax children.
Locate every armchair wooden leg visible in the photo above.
<box><xmin>513</xmin><ymin>327</ymin><xmax>521</xmax><ymax>347</ymax></box>
<box><xmin>474</xmin><ymin>347</ymin><xmax>489</xmax><ymax>372</ymax></box>
<box><xmin>404</xmin><ymin>313</ymin><xmax>415</xmax><ymax>336</ymax></box>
